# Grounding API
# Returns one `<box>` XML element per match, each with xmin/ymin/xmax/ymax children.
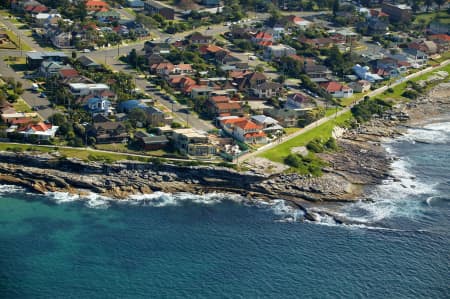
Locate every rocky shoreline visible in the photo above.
<box><xmin>0</xmin><ymin>83</ymin><xmax>448</xmax><ymax>221</ymax></box>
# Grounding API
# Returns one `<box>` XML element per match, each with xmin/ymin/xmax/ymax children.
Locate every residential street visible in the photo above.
<box><xmin>0</xmin><ymin>9</ymin><xmax>328</xmax><ymax>129</ymax></box>
<box><xmin>0</xmin><ymin>50</ymin><xmax>55</xmax><ymax>119</ymax></box>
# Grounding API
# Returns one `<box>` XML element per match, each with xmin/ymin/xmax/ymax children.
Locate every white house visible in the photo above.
<box><xmin>352</xmin><ymin>64</ymin><xmax>384</xmax><ymax>82</ymax></box>
<box><xmin>320</xmin><ymin>81</ymin><xmax>353</xmax><ymax>98</ymax></box>
<box><xmin>251</xmin><ymin>115</ymin><xmax>283</xmax><ymax>134</ymax></box>
<box><xmin>34</xmin><ymin>13</ymin><xmax>61</xmax><ymax>26</ymax></box>
<box><xmin>68</xmin><ymin>83</ymin><xmax>110</xmax><ymax>97</ymax></box>
<box><xmin>219</xmin><ymin>117</ymin><xmax>267</xmax><ymax>144</ymax></box>
<box><xmin>19</xmin><ymin>122</ymin><xmax>58</xmax><ymax>140</ymax></box>
<box><xmin>264</xmin><ymin>44</ymin><xmax>296</xmax><ymax>60</ymax></box>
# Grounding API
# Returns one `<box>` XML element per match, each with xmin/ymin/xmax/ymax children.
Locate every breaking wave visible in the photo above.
<box><xmin>399</xmin><ymin>122</ymin><xmax>450</xmax><ymax>144</ymax></box>
<box><xmin>336</xmin><ymin>137</ymin><xmax>439</xmax><ymax>224</ymax></box>
<box><xmin>46</xmin><ymin>192</ymin><xmax>111</xmax><ymax>209</ymax></box>
<box><xmin>0</xmin><ymin>184</ymin><xmax>25</xmax><ymax>194</ymax></box>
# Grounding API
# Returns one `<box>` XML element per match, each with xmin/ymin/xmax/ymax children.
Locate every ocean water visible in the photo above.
<box><xmin>1</xmin><ymin>121</ymin><xmax>449</xmax><ymax>298</ymax></box>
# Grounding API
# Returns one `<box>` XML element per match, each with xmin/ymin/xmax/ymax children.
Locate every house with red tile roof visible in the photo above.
<box><xmin>24</xmin><ymin>3</ymin><xmax>48</xmax><ymax>14</ymax></box>
<box><xmin>150</xmin><ymin>62</ymin><xmax>193</xmax><ymax>77</ymax></box>
<box><xmin>206</xmin><ymin>95</ymin><xmax>243</xmax><ymax>117</ymax></box>
<box><xmin>320</xmin><ymin>81</ymin><xmax>353</xmax><ymax>98</ymax></box>
<box><xmin>219</xmin><ymin>117</ymin><xmax>267</xmax><ymax>144</ymax></box>
<box><xmin>199</xmin><ymin>44</ymin><xmax>225</xmax><ymax>56</ymax></box>
<box><xmin>252</xmin><ymin>31</ymin><xmax>273</xmax><ymax>45</ymax></box>
<box><xmin>85</xmin><ymin>0</ymin><xmax>109</xmax><ymax>12</ymax></box>
<box><xmin>59</xmin><ymin>68</ymin><xmax>80</xmax><ymax>79</ymax></box>
<box><xmin>299</xmin><ymin>37</ymin><xmax>334</xmax><ymax>49</ymax></box>
<box><xmin>428</xmin><ymin>34</ymin><xmax>450</xmax><ymax>53</ymax></box>
<box><xmin>283</xmin><ymin>15</ymin><xmax>312</xmax><ymax>29</ymax></box>
<box><xmin>19</xmin><ymin>122</ymin><xmax>58</xmax><ymax>140</ymax></box>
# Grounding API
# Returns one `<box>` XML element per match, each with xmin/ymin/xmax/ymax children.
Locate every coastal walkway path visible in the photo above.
<box><xmin>238</xmin><ymin>59</ymin><xmax>450</xmax><ymax>164</ymax></box>
<box><xmin>0</xmin><ymin>142</ymin><xmax>222</xmax><ymax>164</ymax></box>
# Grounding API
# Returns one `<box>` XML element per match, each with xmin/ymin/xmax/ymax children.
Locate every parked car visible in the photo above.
<box><xmin>39</xmin><ymin>93</ymin><xmax>46</xmax><ymax>98</ymax></box>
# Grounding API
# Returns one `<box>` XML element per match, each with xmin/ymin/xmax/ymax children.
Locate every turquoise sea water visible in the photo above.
<box><xmin>1</xmin><ymin>121</ymin><xmax>449</xmax><ymax>298</ymax></box>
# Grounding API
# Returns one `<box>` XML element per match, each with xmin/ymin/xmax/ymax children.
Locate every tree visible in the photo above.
<box><xmin>127</xmin><ymin>48</ymin><xmax>138</xmax><ymax>68</ymax></box>
<box><xmin>128</xmin><ymin>108</ymin><xmax>148</xmax><ymax>126</ymax></box>
<box><xmin>435</xmin><ymin>0</ymin><xmax>445</xmax><ymax>10</ymax></box>
<box><xmin>411</xmin><ymin>0</ymin><xmax>421</xmax><ymax>12</ymax></box>
<box><xmin>425</xmin><ymin>0</ymin><xmax>433</xmax><ymax>12</ymax></box>
<box><xmin>51</xmin><ymin>113</ymin><xmax>67</xmax><ymax>126</ymax></box>
<box><xmin>71</xmin><ymin>0</ymin><xmax>87</xmax><ymax>21</ymax></box>
<box><xmin>72</xmin><ymin>51</ymin><xmax>77</xmax><ymax>59</ymax></box>
<box><xmin>332</xmin><ymin>0</ymin><xmax>340</xmax><ymax>17</ymax></box>
<box><xmin>325</xmin><ymin>45</ymin><xmax>345</xmax><ymax>75</ymax></box>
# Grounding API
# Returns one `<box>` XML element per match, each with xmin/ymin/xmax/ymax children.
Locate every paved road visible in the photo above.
<box><xmin>83</xmin><ymin>51</ymin><xmax>213</xmax><ymax>130</ymax></box>
<box><xmin>0</xmin><ymin>15</ymin><xmax>44</xmax><ymax>51</ymax></box>
<box><xmin>239</xmin><ymin>60</ymin><xmax>450</xmax><ymax>163</ymax></box>
<box><xmin>0</xmin><ymin>50</ymin><xmax>55</xmax><ymax>119</ymax></box>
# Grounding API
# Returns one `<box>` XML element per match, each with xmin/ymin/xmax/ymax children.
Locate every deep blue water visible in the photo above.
<box><xmin>1</xmin><ymin>121</ymin><xmax>449</xmax><ymax>298</ymax></box>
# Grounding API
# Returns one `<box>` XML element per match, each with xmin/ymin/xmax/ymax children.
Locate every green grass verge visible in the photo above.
<box><xmin>13</xmin><ymin>98</ymin><xmax>32</xmax><ymax>113</ymax></box>
<box><xmin>4</xmin><ymin>30</ymin><xmax>32</xmax><ymax>51</ymax></box>
<box><xmin>259</xmin><ymin>111</ymin><xmax>353</xmax><ymax>163</ymax></box>
<box><xmin>379</xmin><ymin>63</ymin><xmax>450</xmax><ymax>101</ymax></box>
<box><xmin>283</xmin><ymin>127</ymin><xmax>301</xmax><ymax>135</ymax></box>
<box><xmin>0</xmin><ymin>143</ymin><xmax>135</xmax><ymax>162</ymax></box>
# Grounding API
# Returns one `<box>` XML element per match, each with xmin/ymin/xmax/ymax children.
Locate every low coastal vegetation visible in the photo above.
<box><xmin>351</xmin><ymin>98</ymin><xmax>392</xmax><ymax>123</ymax></box>
<box><xmin>284</xmin><ymin>153</ymin><xmax>328</xmax><ymax>177</ymax></box>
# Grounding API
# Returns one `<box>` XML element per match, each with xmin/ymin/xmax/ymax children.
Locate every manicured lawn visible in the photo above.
<box><xmin>325</xmin><ymin>107</ymin><xmax>342</xmax><ymax>117</ymax></box>
<box><xmin>340</xmin><ymin>92</ymin><xmax>368</xmax><ymax>107</ymax></box>
<box><xmin>259</xmin><ymin>111</ymin><xmax>353</xmax><ymax>163</ymax></box>
<box><xmin>95</xmin><ymin>143</ymin><xmax>128</xmax><ymax>152</ymax></box>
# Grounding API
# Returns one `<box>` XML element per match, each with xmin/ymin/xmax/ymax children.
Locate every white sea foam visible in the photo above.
<box><xmin>47</xmin><ymin>192</ymin><xmax>80</xmax><ymax>204</ymax></box>
<box><xmin>0</xmin><ymin>184</ymin><xmax>25</xmax><ymax>194</ymax></box>
<box><xmin>399</xmin><ymin>121</ymin><xmax>450</xmax><ymax>144</ymax></box>
<box><xmin>267</xmin><ymin>199</ymin><xmax>304</xmax><ymax>222</ymax></box>
<box><xmin>423</xmin><ymin>121</ymin><xmax>450</xmax><ymax>133</ymax></box>
<box><xmin>84</xmin><ymin>193</ymin><xmax>110</xmax><ymax>209</ymax></box>
<box><xmin>127</xmin><ymin>192</ymin><xmax>243</xmax><ymax>207</ymax></box>
<box><xmin>43</xmin><ymin>190</ymin><xmax>248</xmax><ymax>210</ymax></box>
<box><xmin>338</xmin><ymin>150</ymin><xmax>437</xmax><ymax>223</ymax></box>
